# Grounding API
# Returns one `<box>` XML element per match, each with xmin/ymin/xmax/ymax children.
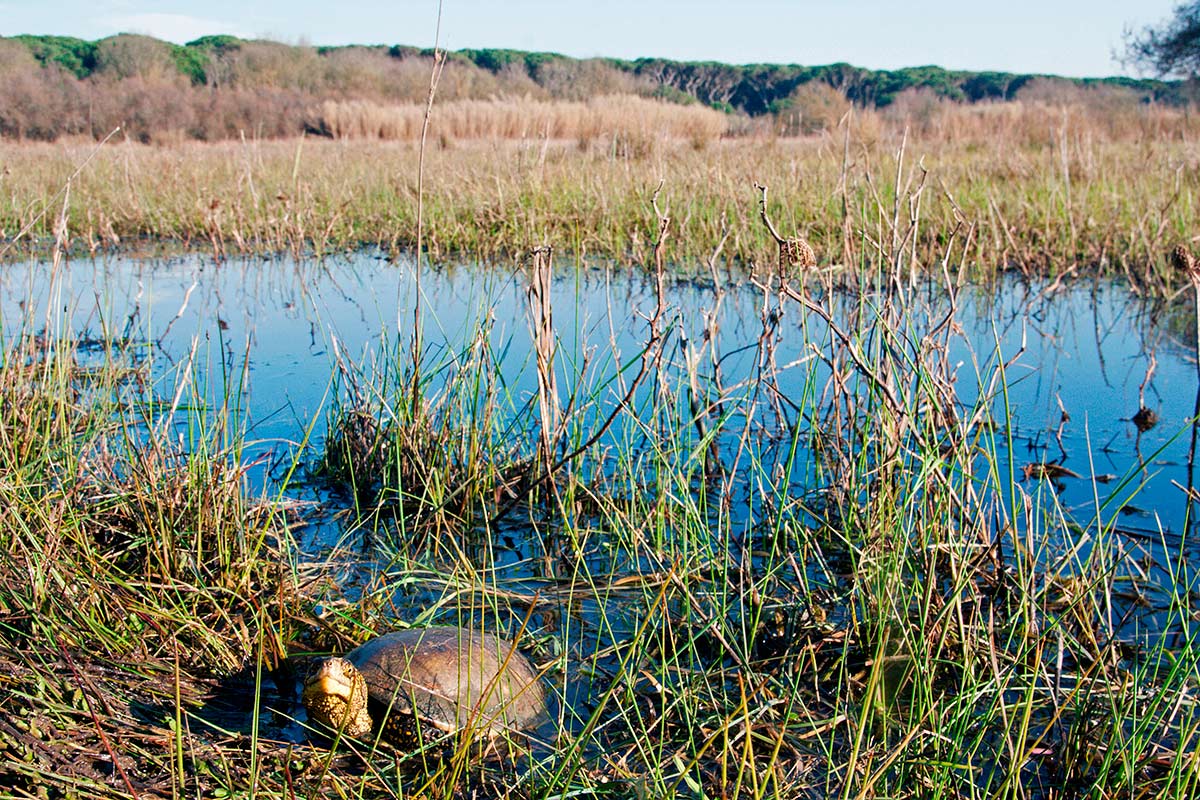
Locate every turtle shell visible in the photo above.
<box><xmin>345</xmin><ymin>626</ymin><xmax>545</xmax><ymax>741</ymax></box>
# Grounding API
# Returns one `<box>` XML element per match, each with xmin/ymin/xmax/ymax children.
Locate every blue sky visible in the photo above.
<box><xmin>0</xmin><ymin>1</ymin><xmax>1182</xmax><ymax>78</ymax></box>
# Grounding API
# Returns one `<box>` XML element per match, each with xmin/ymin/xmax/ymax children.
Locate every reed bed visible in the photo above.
<box><xmin>312</xmin><ymin>94</ymin><xmax>730</xmax><ymax>145</ymax></box>
<box><xmin>0</xmin><ymin>113</ymin><xmax>1197</xmax><ymax>283</ymax></box>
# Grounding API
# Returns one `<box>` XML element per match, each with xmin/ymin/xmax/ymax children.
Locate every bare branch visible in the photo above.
<box><xmin>754</xmin><ymin>181</ymin><xmax>786</xmax><ymax>245</ymax></box>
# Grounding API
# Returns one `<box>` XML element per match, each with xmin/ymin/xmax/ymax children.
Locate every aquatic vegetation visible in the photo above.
<box><xmin>0</xmin><ymin>335</ymin><xmax>313</xmax><ymax>797</ymax></box>
<box><xmin>1</xmin><ymin>175</ymin><xmax>1198</xmax><ymax>798</ymax></box>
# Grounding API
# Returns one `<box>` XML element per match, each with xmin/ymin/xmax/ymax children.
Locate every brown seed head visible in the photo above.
<box><xmin>780</xmin><ymin>237</ymin><xmax>817</xmax><ymax>269</ymax></box>
<box><xmin>1171</xmin><ymin>244</ymin><xmax>1199</xmax><ymax>282</ymax></box>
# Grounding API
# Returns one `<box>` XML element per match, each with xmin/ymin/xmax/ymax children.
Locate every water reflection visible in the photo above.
<box><xmin>3</xmin><ymin>255</ymin><xmax>1197</xmax><ymax>650</ymax></box>
<box><xmin>2</xmin><ymin>254</ymin><xmax>1194</xmax><ymax>536</ymax></box>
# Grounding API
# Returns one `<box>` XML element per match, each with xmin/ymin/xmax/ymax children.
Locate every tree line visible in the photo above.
<box><xmin>0</xmin><ymin>32</ymin><xmax>1192</xmax><ymax>142</ymax></box>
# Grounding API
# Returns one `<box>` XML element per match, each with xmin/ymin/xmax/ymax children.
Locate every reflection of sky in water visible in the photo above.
<box><xmin>954</xmin><ymin>280</ymin><xmax>1193</xmax><ymax>542</ymax></box>
<box><xmin>1</xmin><ymin>254</ymin><xmax>1195</xmax><ymax>555</ymax></box>
<box><xmin>6</xmin><ymin>254</ymin><xmax>1195</xmax><ymax>751</ymax></box>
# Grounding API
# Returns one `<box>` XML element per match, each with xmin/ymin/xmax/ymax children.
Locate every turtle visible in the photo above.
<box><xmin>302</xmin><ymin>626</ymin><xmax>546</xmax><ymax>751</ymax></box>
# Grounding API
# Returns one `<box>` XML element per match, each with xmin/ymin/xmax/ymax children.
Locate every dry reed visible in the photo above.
<box><xmin>310</xmin><ymin>93</ymin><xmax>729</xmax><ymax>144</ymax></box>
<box><xmin>0</xmin><ymin>99</ymin><xmax>1197</xmax><ymax>281</ymax></box>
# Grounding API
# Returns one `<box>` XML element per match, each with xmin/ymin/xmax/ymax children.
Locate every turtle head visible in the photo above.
<box><xmin>302</xmin><ymin>656</ymin><xmax>372</xmax><ymax>737</ymax></box>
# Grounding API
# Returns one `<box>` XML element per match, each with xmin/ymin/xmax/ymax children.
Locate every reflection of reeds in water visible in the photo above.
<box><xmin>1132</xmin><ymin>405</ymin><xmax>1159</xmax><ymax>432</ymax></box>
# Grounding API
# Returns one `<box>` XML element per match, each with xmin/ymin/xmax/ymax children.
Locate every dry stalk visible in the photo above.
<box><xmin>1137</xmin><ymin>352</ymin><xmax>1157</xmax><ymax>412</ymax></box>
<box><xmin>649</xmin><ymin>181</ymin><xmax>671</xmax><ymax>375</ymax></box>
<box><xmin>754</xmin><ymin>181</ymin><xmax>816</xmax><ymax>277</ymax></box>
<box><xmin>492</xmin><ymin>257</ymin><xmax>667</xmax><ymax>521</ymax></box>
<box><xmin>58</xmin><ymin>641</ymin><xmax>141</xmax><ymax>800</ymax></box>
<box><xmin>407</xmin><ymin>0</ymin><xmax>447</xmax><ymax>418</ymax></box>
<box><xmin>682</xmin><ymin>216</ymin><xmax>733</xmax><ymax>475</ymax></box>
<box><xmin>156</xmin><ymin>281</ymin><xmax>199</xmax><ymax>344</ymax></box>
<box><xmin>750</xmin><ymin>181</ymin><xmax>824</xmax><ymax>424</ymax></box>
<box><xmin>839</xmin><ymin>110</ymin><xmax>856</xmax><ymax>268</ymax></box>
<box><xmin>44</xmin><ymin>180</ymin><xmax>71</xmax><ymax>341</ymax></box>
<box><xmin>891</xmin><ymin>126</ymin><xmax>908</xmax><ymax>262</ymax></box>
<box><xmin>204</xmin><ymin>198</ymin><xmax>225</xmax><ymax>261</ymax></box>
<box><xmin>906</xmin><ymin>159</ymin><xmax>930</xmax><ymax>288</ymax></box>
<box><xmin>1172</xmin><ymin>244</ymin><xmax>1200</xmax><ymax>387</ymax></box>
<box><xmin>748</xmin><ymin>182</ymin><xmax>808</xmax><ymax>425</ymax></box>
<box><xmin>1173</xmin><ymin>243</ymin><xmax>1200</xmax><ymax>509</ymax></box>
<box><xmin>651</xmin><ymin>180</ymin><xmax>671</xmax><ymax>299</ymax></box>
<box><xmin>527</xmin><ymin>245</ymin><xmax>561</xmax><ymax>469</ymax></box>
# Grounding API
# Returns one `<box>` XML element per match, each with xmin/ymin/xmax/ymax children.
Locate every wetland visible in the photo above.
<box><xmin>4</xmin><ymin>22</ymin><xmax>1200</xmax><ymax>798</ymax></box>
<box><xmin>2</xmin><ymin>244</ymin><xmax>1198</xmax><ymax>798</ymax></box>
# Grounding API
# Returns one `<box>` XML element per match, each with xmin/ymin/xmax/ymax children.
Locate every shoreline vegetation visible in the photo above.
<box><xmin>3</xmin><ymin>28</ymin><xmax>1200</xmax><ymax>800</ymax></box>
<box><xmin>0</xmin><ymin>33</ymin><xmax>1189</xmax><ymax>144</ymax></box>
<box><xmin>3</xmin><ymin>236</ymin><xmax>1198</xmax><ymax>798</ymax></box>
<box><xmin>1</xmin><ymin>118</ymin><xmax>1197</xmax><ymax>281</ymax></box>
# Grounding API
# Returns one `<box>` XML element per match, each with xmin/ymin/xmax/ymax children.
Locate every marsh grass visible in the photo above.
<box><xmin>1</xmin><ymin>113</ymin><xmax>1197</xmax><ymax>283</ymax></box>
<box><xmin>0</xmin><ymin>285</ymin><xmax>335</xmax><ymax>796</ymax></box>
<box><xmin>6</xmin><ymin>264</ymin><xmax>1199</xmax><ymax>797</ymax></box>
<box><xmin>3</xmin><ymin>140</ymin><xmax>1200</xmax><ymax>799</ymax></box>
<box><xmin>295</xmin><ymin>203</ymin><xmax>1200</xmax><ymax>797</ymax></box>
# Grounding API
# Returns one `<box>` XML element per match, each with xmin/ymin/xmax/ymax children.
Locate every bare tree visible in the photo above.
<box><xmin>95</xmin><ymin>34</ymin><xmax>176</xmax><ymax>82</ymax></box>
<box><xmin>1124</xmin><ymin>2</ymin><xmax>1200</xmax><ymax>77</ymax></box>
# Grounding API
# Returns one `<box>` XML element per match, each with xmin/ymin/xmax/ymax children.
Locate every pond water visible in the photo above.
<box><xmin>4</xmin><ymin>253</ymin><xmax>1195</xmax><ymax>538</ymax></box>
<box><xmin>4</xmin><ymin>252</ymin><xmax>1198</xmax><ymax>749</ymax></box>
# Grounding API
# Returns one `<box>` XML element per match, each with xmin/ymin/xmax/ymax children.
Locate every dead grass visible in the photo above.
<box><xmin>312</xmin><ymin>93</ymin><xmax>729</xmax><ymax>145</ymax></box>
<box><xmin>1</xmin><ymin>115</ymin><xmax>1198</xmax><ymax>282</ymax></box>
